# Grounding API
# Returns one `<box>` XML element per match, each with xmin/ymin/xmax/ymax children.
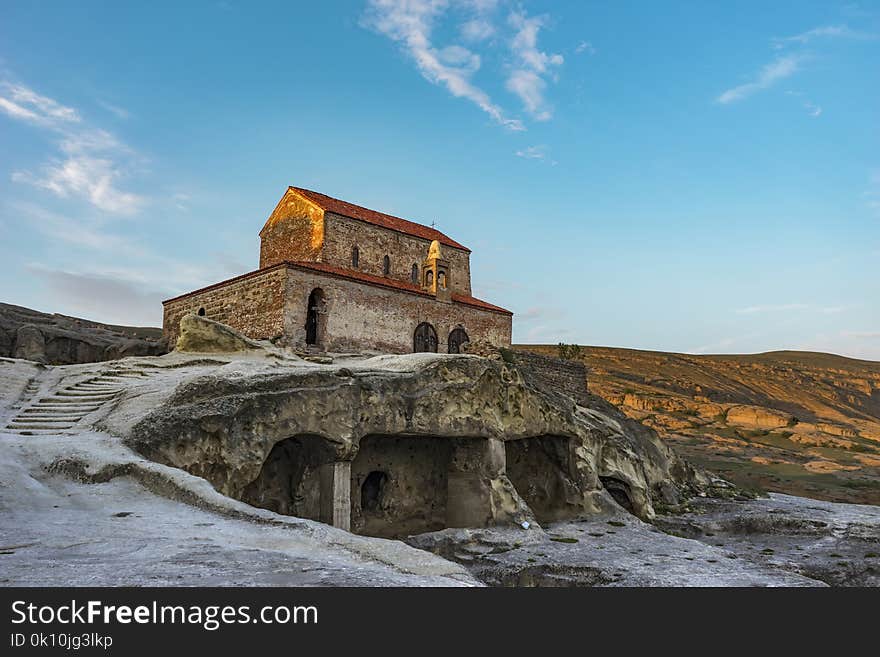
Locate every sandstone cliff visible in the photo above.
<box><xmin>0</xmin><ymin>303</ymin><xmax>167</xmax><ymax>364</ymax></box>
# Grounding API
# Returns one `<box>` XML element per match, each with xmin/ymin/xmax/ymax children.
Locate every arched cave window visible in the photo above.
<box><xmin>197</xmin><ymin>307</ymin><xmax>206</xmax><ymax>316</ymax></box>
<box><xmin>448</xmin><ymin>327</ymin><xmax>469</xmax><ymax>354</ymax></box>
<box><xmin>352</xmin><ymin>246</ymin><xmax>360</xmax><ymax>269</ymax></box>
<box><xmin>361</xmin><ymin>471</ymin><xmax>388</xmax><ymax>512</ymax></box>
<box><xmin>383</xmin><ymin>255</ymin><xmax>391</xmax><ymax>275</ymax></box>
<box><xmin>411</xmin><ymin>264</ymin><xmax>419</xmax><ymax>284</ymax></box>
<box><xmin>413</xmin><ymin>322</ymin><xmax>438</xmax><ymax>353</ymax></box>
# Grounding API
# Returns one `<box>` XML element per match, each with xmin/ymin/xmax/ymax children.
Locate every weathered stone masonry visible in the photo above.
<box><xmin>163</xmin><ymin>186</ymin><xmax>512</xmax><ymax>353</ymax></box>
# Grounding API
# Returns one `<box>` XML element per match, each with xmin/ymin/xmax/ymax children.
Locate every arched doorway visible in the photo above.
<box><xmin>305</xmin><ymin>288</ymin><xmax>325</xmax><ymax>346</ymax></box>
<box><xmin>448</xmin><ymin>327</ymin><xmax>469</xmax><ymax>354</ymax></box>
<box><xmin>413</xmin><ymin>322</ymin><xmax>438</xmax><ymax>353</ymax></box>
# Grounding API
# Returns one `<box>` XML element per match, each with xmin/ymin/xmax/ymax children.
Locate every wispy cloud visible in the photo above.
<box><xmin>515</xmin><ymin>144</ymin><xmax>556</xmax><ymax>164</ymax></box>
<box><xmin>363</xmin><ymin>0</ymin><xmax>523</xmax><ymax>131</ymax></box>
<box><xmin>10</xmin><ymin>201</ymin><xmax>144</xmax><ymax>255</ymax></box>
<box><xmin>841</xmin><ymin>330</ymin><xmax>880</xmax><ymax>339</ymax></box>
<box><xmin>26</xmin><ymin>265</ymin><xmax>169</xmax><ymax>326</ymax></box>
<box><xmin>1</xmin><ymin>79</ymin><xmax>145</xmax><ymax>214</ymax></box>
<box><xmin>97</xmin><ymin>99</ymin><xmax>130</xmax><ymax>120</ymax></box>
<box><xmin>575</xmin><ymin>40</ymin><xmax>596</xmax><ymax>55</ymax></box>
<box><xmin>0</xmin><ymin>82</ymin><xmax>80</xmax><ymax>127</ymax></box>
<box><xmin>735</xmin><ymin>303</ymin><xmax>855</xmax><ymax>315</ymax></box>
<box><xmin>772</xmin><ymin>24</ymin><xmax>875</xmax><ymax>48</ymax></box>
<box><xmin>735</xmin><ymin>302</ymin><xmax>809</xmax><ymax>314</ymax></box>
<box><xmin>803</xmin><ymin>100</ymin><xmax>822</xmax><ymax>117</ymax></box>
<box><xmin>717</xmin><ymin>55</ymin><xmax>802</xmax><ymax>104</ymax></box>
<box><xmin>506</xmin><ymin>10</ymin><xmax>563</xmax><ymax>120</ymax></box>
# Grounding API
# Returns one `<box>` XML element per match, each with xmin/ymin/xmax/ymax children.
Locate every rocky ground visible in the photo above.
<box><xmin>2</xmin><ymin>323</ymin><xmax>879</xmax><ymax>587</ymax></box>
<box><xmin>0</xmin><ymin>303</ymin><xmax>167</xmax><ymax>365</ymax></box>
<box><xmin>409</xmin><ymin>493</ymin><xmax>880</xmax><ymax>586</ymax></box>
<box><xmin>516</xmin><ymin>345</ymin><xmax>880</xmax><ymax>505</ymax></box>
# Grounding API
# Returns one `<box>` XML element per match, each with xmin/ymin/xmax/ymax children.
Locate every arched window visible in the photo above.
<box><xmin>448</xmin><ymin>327</ymin><xmax>469</xmax><ymax>354</ymax></box>
<box><xmin>351</xmin><ymin>246</ymin><xmax>360</xmax><ymax>268</ymax></box>
<box><xmin>197</xmin><ymin>307</ymin><xmax>206</xmax><ymax>316</ymax></box>
<box><xmin>413</xmin><ymin>322</ymin><xmax>438</xmax><ymax>353</ymax></box>
<box><xmin>411</xmin><ymin>264</ymin><xmax>419</xmax><ymax>284</ymax></box>
<box><xmin>425</xmin><ymin>270</ymin><xmax>433</xmax><ymax>286</ymax></box>
<box><xmin>383</xmin><ymin>255</ymin><xmax>390</xmax><ymax>275</ymax></box>
<box><xmin>438</xmin><ymin>271</ymin><xmax>446</xmax><ymax>289</ymax></box>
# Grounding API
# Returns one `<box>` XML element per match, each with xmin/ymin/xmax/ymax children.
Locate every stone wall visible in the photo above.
<box><xmin>507</xmin><ymin>349</ymin><xmax>589</xmax><ymax>406</ymax></box>
<box><xmin>162</xmin><ymin>266</ymin><xmax>287</xmax><ymax>346</ymax></box>
<box><xmin>162</xmin><ymin>264</ymin><xmax>510</xmax><ymax>353</ymax></box>
<box><xmin>283</xmin><ymin>265</ymin><xmax>510</xmax><ymax>353</ymax></box>
<box><xmin>259</xmin><ymin>192</ymin><xmax>324</xmax><ymax>268</ymax></box>
<box><xmin>321</xmin><ymin>213</ymin><xmax>472</xmax><ymax>296</ymax></box>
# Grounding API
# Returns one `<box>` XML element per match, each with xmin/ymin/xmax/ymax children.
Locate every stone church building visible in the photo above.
<box><xmin>162</xmin><ymin>187</ymin><xmax>512</xmax><ymax>353</ymax></box>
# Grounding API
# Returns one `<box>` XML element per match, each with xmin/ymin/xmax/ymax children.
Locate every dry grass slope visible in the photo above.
<box><xmin>514</xmin><ymin>345</ymin><xmax>880</xmax><ymax>505</ymax></box>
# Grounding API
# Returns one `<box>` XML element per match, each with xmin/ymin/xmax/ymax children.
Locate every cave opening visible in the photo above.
<box><xmin>241</xmin><ymin>434</ymin><xmax>337</xmax><ymax>521</ymax></box>
<box><xmin>350</xmin><ymin>435</ymin><xmax>488</xmax><ymax>538</ymax></box>
<box><xmin>505</xmin><ymin>435</ymin><xmax>576</xmax><ymax>524</ymax></box>
<box><xmin>599</xmin><ymin>476</ymin><xmax>635</xmax><ymax>514</ymax></box>
<box><xmin>360</xmin><ymin>470</ymin><xmax>388</xmax><ymax>512</ymax></box>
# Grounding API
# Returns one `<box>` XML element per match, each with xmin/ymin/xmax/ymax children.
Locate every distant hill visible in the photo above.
<box><xmin>0</xmin><ymin>303</ymin><xmax>167</xmax><ymax>365</ymax></box>
<box><xmin>515</xmin><ymin>345</ymin><xmax>880</xmax><ymax>505</ymax></box>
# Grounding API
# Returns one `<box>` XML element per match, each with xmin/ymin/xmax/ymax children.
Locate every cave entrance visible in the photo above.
<box><xmin>351</xmin><ymin>435</ymin><xmax>486</xmax><ymax>538</ymax></box>
<box><xmin>241</xmin><ymin>434</ymin><xmax>337</xmax><ymax>521</ymax></box>
<box><xmin>599</xmin><ymin>476</ymin><xmax>635</xmax><ymax>514</ymax></box>
<box><xmin>360</xmin><ymin>471</ymin><xmax>388</xmax><ymax>512</ymax></box>
<box><xmin>505</xmin><ymin>435</ymin><xmax>576</xmax><ymax>524</ymax></box>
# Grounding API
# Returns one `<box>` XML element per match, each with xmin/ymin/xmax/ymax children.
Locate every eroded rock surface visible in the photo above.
<box><xmin>120</xmin><ymin>349</ymin><xmax>709</xmax><ymax>537</ymax></box>
<box><xmin>175</xmin><ymin>313</ymin><xmax>268</xmax><ymax>353</ymax></box>
<box><xmin>0</xmin><ymin>303</ymin><xmax>166</xmax><ymax>364</ymax></box>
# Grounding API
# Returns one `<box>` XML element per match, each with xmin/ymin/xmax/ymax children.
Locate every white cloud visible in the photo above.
<box><xmin>772</xmin><ymin>24</ymin><xmax>875</xmax><ymax>48</ymax></box>
<box><xmin>515</xmin><ymin>144</ymin><xmax>556</xmax><ymax>164</ymax></box>
<box><xmin>1</xmin><ymin>79</ymin><xmax>145</xmax><ymax>215</ymax></box>
<box><xmin>717</xmin><ymin>55</ymin><xmax>802</xmax><ymax>104</ymax></box>
<box><xmin>11</xmin><ymin>201</ymin><xmax>144</xmax><ymax>254</ymax></box>
<box><xmin>27</xmin><ymin>265</ymin><xmax>168</xmax><ymax>326</ymax></box>
<box><xmin>735</xmin><ymin>303</ymin><xmax>858</xmax><ymax>315</ymax></box>
<box><xmin>841</xmin><ymin>330</ymin><xmax>880</xmax><ymax>339</ymax></box>
<box><xmin>804</xmin><ymin>100</ymin><xmax>822</xmax><ymax>117</ymax></box>
<box><xmin>575</xmin><ymin>41</ymin><xmax>596</xmax><ymax>55</ymax></box>
<box><xmin>506</xmin><ymin>11</ymin><xmax>563</xmax><ymax>120</ymax></box>
<box><xmin>460</xmin><ymin>18</ymin><xmax>495</xmax><ymax>42</ymax></box>
<box><xmin>97</xmin><ymin>100</ymin><xmax>130</xmax><ymax>120</ymax></box>
<box><xmin>0</xmin><ymin>82</ymin><xmax>80</xmax><ymax>126</ymax></box>
<box><xmin>735</xmin><ymin>303</ymin><xmax>809</xmax><ymax>314</ymax></box>
<box><xmin>363</xmin><ymin>0</ymin><xmax>523</xmax><ymax>130</ymax></box>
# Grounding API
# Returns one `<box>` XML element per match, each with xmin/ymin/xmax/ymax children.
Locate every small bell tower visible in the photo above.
<box><xmin>421</xmin><ymin>240</ymin><xmax>451</xmax><ymax>303</ymax></box>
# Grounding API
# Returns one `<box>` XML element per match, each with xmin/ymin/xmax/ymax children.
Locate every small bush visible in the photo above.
<box><xmin>557</xmin><ymin>342</ymin><xmax>583</xmax><ymax>361</ymax></box>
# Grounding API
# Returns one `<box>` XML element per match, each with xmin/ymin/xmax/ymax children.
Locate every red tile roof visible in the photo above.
<box><xmin>290</xmin><ymin>186</ymin><xmax>470</xmax><ymax>252</ymax></box>
<box><xmin>162</xmin><ymin>260</ymin><xmax>512</xmax><ymax>316</ymax></box>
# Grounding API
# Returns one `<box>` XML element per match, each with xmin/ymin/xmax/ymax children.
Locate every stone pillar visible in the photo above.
<box><xmin>319</xmin><ymin>461</ymin><xmax>351</xmax><ymax>531</ymax></box>
<box><xmin>446</xmin><ymin>438</ymin><xmax>505</xmax><ymax>528</ymax></box>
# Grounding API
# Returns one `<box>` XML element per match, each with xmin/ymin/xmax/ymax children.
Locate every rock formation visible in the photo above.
<box><xmin>175</xmin><ymin>313</ymin><xmax>267</xmax><ymax>353</ymax></box>
<box><xmin>115</xmin><ymin>316</ymin><xmax>709</xmax><ymax>539</ymax></box>
<box><xmin>516</xmin><ymin>345</ymin><xmax>880</xmax><ymax>505</ymax></box>
<box><xmin>3</xmin><ymin>316</ymin><xmax>879</xmax><ymax>586</ymax></box>
<box><xmin>0</xmin><ymin>303</ymin><xmax>167</xmax><ymax>365</ymax></box>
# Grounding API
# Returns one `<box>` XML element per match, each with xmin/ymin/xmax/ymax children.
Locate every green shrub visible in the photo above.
<box><xmin>557</xmin><ymin>342</ymin><xmax>583</xmax><ymax>361</ymax></box>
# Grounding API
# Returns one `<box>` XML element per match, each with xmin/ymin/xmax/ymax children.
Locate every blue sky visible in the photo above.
<box><xmin>1</xmin><ymin>1</ymin><xmax>878</xmax><ymax>358</ymax></box>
